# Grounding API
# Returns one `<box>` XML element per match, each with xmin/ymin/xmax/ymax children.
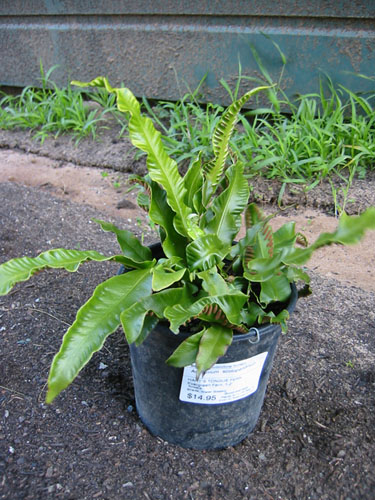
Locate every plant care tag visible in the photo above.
<box><xmin>179</xmin><ymin>351</ymin><xmax>268</xmax><ymax>405</ymax></box>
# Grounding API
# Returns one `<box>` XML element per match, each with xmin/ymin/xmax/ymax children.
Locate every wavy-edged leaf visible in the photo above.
<box><xmin>206</xmin><ymin>85</ymin><xmax>270</xmax><ymax>187</ymax></box>
<box><xmin>244</xmin><ymin>254</ymin><xmax>283</xmax><ymax>282</ymax></box>
<box><xmin>204</xmin><ymin>162</ymin><xmax>249</xmax><ymax>244</ymax></box>
<box><xmin>152</xmin><ymin>265</ymin><xmax>186</xmax><ymax>291</ymax></box>
<box><xmin>148</xmin><ymin>180</ymin><xmax>188</xmax><ymax>260</ymax></box>
<box><xmin>229</xmin><ymin>220</ymin><xmax>265</xmax><ymax>260</ymax></box>
<box><xmin>46</xmin><ymin>268</ymin><xmax>152</xmax><ymax>403</ymax></box>
<box><xmin>245</xmin><ymin>203</ymin><xmax>266</xmax><ymax>229</ymax></box>
<box><xmin>167</xmin><ymin>324</ymin><xmax>233</xmax><ymax>376</ymax></box>
<box><xmin>282</xmin><ymin>207</ymin><xmax>375</xmax><ymax>266</ymax></box>
<box><xmin>241</xmin><ymin>302</ymin><xmax>266</xmax><ymax>326</ymax></box>
<box><xmin>314</xmin><ymin>208</ymin><xmax>375</xmax><ymax>246</ymax></box>
<box><xmin>260</xmin><ymin>274</ymin><xmax>291</xmax><ymax>305</ymax></box>
<box><xmin>121</xmin><ymin>286</ymin><xmax>194</xmax><ymax>344</ymax></box>
<box><xmin>269</xmin><ymin>309</ymin><xmax>290</xmax><ymax>333</ymax></box>
<box><xmin>94</xmin><ymin>219</ymin><xmax>152</xmax><ymax>263</ymax></box>
<box><xmin>197</xmin><ymin>268</ymin><xmax>230</xmax><ymax>296</ymax></box>
<box><xmin>286</xmin><ymin>266</ymin><xmax>310</xmax><ymax>284</ymax></box>
<box><xmin>245</xmin><ymin>204</ymin><xmax>274</xmax><ymax>259</ymax></box>
<box><xmin>165</xmin><ymin>292</ymin><xmax>247</xmax><ymax>333</ymax></box>
<box><xmin>186</xmin><ymin>234</ymin><xmax>231</xmax><ymax>272</ymax></box>
<box><xmin>184</xmin><ymin>152</ymin><xmax>203</xmax><ymax>211</ymax></box>
<box><xmin>133</xmin><ymin>314</ymin><xmax>159</xmax><ymax>346</ymax></box>
<box><xmin>73</xmin><ymin>78</ymin><xmax>203</xmax><ymax>240</ymax></box>
<box><xmin>0</xmin><ymin>249</ymin><xmax>122</xmax><ymax>296</ymax></box>
<box><xmin>166</xmin><ymin>330</ymin><xmax>204</xmax><ymax>368</ymax></box>
<box><xmin>242</xmin><ymin>301</ymin><xmax>290</xmax><ymax>332</ymax></box>
<box><xmin>196</xmin><ymin>325</ymin><xmax>233</xmax><ymax>377</ymax></box>
<box><xmin>129</xmin><ymin>113</ymin><xmax>198</xmax><ymax>238</ymax></box>
<box><xmin>273</xmin><ymin>222</ymin><xmax>298</xmax><ymax>250</ymax></box>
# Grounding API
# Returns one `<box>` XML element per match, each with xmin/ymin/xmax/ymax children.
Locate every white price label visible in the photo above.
<box><xmin>179</xmin><ymin>351</ymin><xmax>268</xmax><ymax>405</ymax></box>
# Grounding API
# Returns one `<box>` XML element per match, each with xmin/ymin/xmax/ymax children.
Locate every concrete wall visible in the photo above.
<box><xmin>1</xmin><ymin>1</ymin><xmax>374</xmax><ymax>105</ymax></box>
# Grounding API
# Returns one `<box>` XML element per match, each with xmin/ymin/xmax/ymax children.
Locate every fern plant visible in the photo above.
<box><xmin>1</xmin><ymin>77</ymin><xmax>374</xmax><ymax>404</ymax></box>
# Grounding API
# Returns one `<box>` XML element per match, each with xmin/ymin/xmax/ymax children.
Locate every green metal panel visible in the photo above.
<box><xmin>0</xmin><ymin>1</ymin><xmax>374</xmax><ymax>105</ymax></box>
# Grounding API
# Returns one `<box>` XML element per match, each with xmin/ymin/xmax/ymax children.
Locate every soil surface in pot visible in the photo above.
<box><xmin>0</xmin><ymin>126</ymin><xmax>375</xmax><ymax>499</ymax></box>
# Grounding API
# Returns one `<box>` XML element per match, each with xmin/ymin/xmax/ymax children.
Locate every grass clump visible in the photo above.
<box><xmin>141</xmin><ymin>53</ymin><xmax>375</xmax><ymax>212</ymax></box>
<box><xmin>239</xmin><ymin>79</ymin><xmax>375</xmax><ymax>187</ymax></box>
<box><xmin>146</xmin><ymin>73</ymin><xmax>375</xmax><ymax>194</ymax></box>
<box><xmin>0</xmin><ymin>63</ymin><xmax>126</xmax><ymax>143</ymax></box>
<box><xmin>0</xmin><ymin>59</ymin><xmax>374</xmax><ymax>204</ymax></box>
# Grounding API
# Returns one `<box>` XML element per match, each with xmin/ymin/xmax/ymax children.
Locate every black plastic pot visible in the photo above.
<box><xmin>128</xmin><ymin>247</ymin><xmax>298</xmax><ymax>448</ymax></box>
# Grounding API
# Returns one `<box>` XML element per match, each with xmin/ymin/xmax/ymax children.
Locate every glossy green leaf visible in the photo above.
<box><xmin>245</xmin><ymin>203</ymin><xmax>267</xmax><ymax>229</ymax></box>
<box><xmin>121</xmin><ymin>286</ymin><xmax>194</xmax><ymax>344</ymax></box>
<box><xmin>197</xmin><ymin>268</ymin><xmax>230</xmax><ymax>296</ymax></box>
<box><xmin>152</xmin><ymin>265</ymin><xmax>186</xmax><ymax>291</ymax></box>
<box><xmin>46</xmin><ymin>268</ymin><xmax>152</xmax><ymax>403</ymax></box>
<box><xmin>133</xmin><ymin>314</ymin><xmax>159</xmax><ymax>346</ymax></box>
<box><xmin>165</xmin><ymin>292</ymin><xmax>247</xmax><ymax>333</ymax></box>
<box><xmin>314</xmin><ymin>208</ymin><xmax>375</xmax><ymax>246</ymax></box>
<box><xmin>206</xmin><ymin>85</ymin><xmax>270</xmax><ymax>187</ymax></box>
<box><xmin>241</xmin><ymin>302</ymin><xmax>266</xmax><ymax>326</ymax></box>
<box><xmin>282</xmin><ymin>207</ymin><xmax>375</xmax><ymax>266</ymax></box>
<box><xmin>186</xmin><ymin>234</ymin><xmax>230</xmax><ymax>271</ymax></box>
<box><xmin>184</xmin><ymin>152</ymin><xmax>203</xmax><ymax>210</ymax></box>
<box><xmin>204</xmin><ymin>162</ymin><xmax>249</xmax><ymax>244</ymax></box>
<box><xmin>273</xmin><ymin>222</ymin><xmax>298</xmax><ymax>250</ymax></box>
<box><xmin>280</xmin><ymin>246</ymin><xmax>313</xmax><ymax>267</ymax></box>
<box><xmin>0</xmin><ymin>249</ymin><xmax>121</xmax><ymax>296</ymax></box>
<box><xmin>229</xmin><ymin>220</ymin><xmax>265</xmax><ymax>260</ymax></box>
<box><xmin>269</xmin><ymin>309</ymin><xmax>290</xmax><ymax>333</ymax></box>
<box><xmin>73</xmin><ymin>78</ymin><xmax>203</xmax><ymax>240</ymax></box>
<box><xmin>148</xmin><ymin>180</ymin><xmax>188</xmax><ymax>260</ymax></box>
<box><xmin>286</xmin><ymin>266</ymin><xmax>311</xmax><ymax>284</ymax></box>
<box><xmin>94</xmin><ymin>219</ymin><xmax>152</xmax><ymax>263</ymax></box>
<box><xmin>166</xmin><ymin>330</ymin><xmax>204</xmax><ymax>367</ymax></box>
<box><xmin>245</xmin><ymin>254</ymin><xmax>283</xmax><ymax>282</ymax></box>
<box><xmin>260</xmin><ymin>274</ymin><xmax>291</xmax><ymax>305</ymax></box>
<box><xmin>196</xmin><ymin>325</ymin><xmax>233</xmax><ymax>377</ymax></box>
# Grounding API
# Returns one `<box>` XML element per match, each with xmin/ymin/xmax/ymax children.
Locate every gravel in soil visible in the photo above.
<box><xmin>0</xmin><ymin>127</ymin><xmax>375</xmax><ymax>499</ymax></box>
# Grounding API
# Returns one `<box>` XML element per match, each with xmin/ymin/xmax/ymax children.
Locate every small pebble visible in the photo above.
<box><xmin>46</xmin><ymin>466</ymin><xmax>54</xmax><ymax>478</ymax></box>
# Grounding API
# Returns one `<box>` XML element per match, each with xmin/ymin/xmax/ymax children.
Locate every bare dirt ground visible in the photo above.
<box><xmin>0</xmin><ymin>127</ymin><xmax>375</xmax><ymax>499</ymax></box>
